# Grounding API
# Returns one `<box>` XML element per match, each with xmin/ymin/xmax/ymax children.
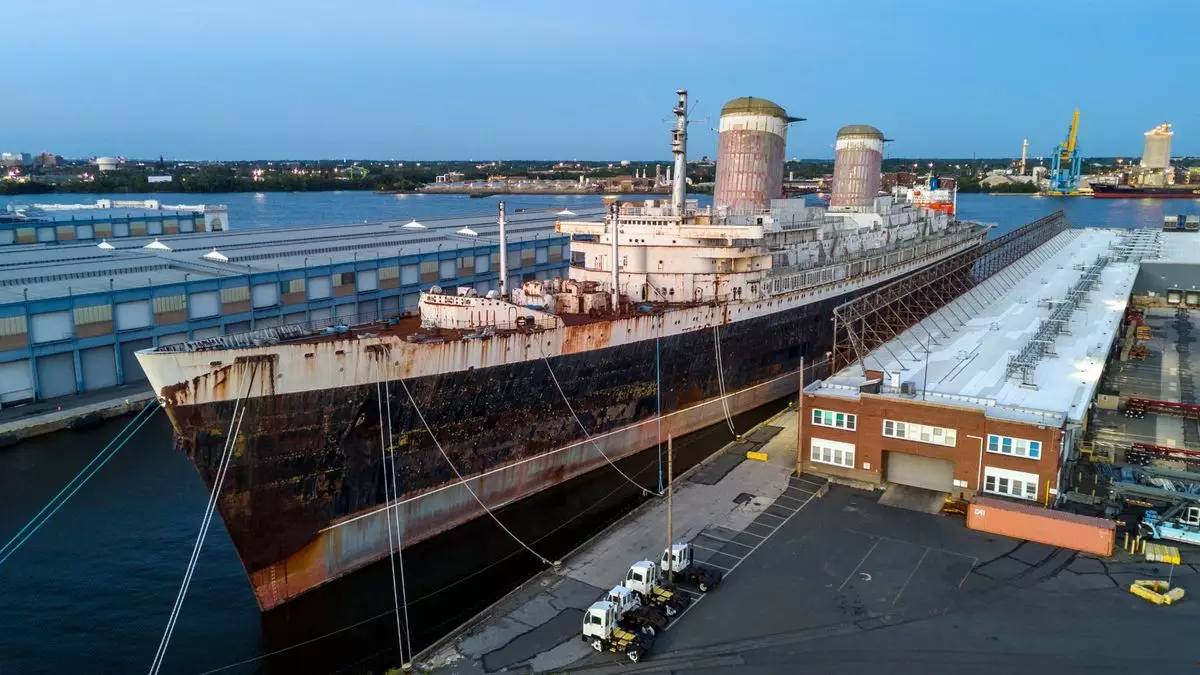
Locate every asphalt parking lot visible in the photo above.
<box><xmin>570</xmin><ymin>485</ymin><xmax>1200</xmax><ymax>675</ymax></box>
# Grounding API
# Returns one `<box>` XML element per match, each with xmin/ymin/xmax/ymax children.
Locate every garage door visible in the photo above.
<box><xmin>885</xmin><ymin>452</ymin><xmax>953</xmax><ymax>493</ymax></box>
<box><xmin>120</xmin><ymin>338</ymin><xmax>153</xmax><ymax>383</ymax></box>
<box><xmin>0</xmin><ymin>360</ymin><xmax>34</xmax><ymax>404</ymax></box>
<box><xmin>81</xmin><ymin>345</ymin><xmax>118</xmax><ymax>391</ymax></box>
<box><xmin>37</xmin><ymin>352</ymin><xmax>77</xmax><ymax>399</ymax></box>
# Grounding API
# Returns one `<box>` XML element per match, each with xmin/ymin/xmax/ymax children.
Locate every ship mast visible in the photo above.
<box><xmin>609</xmin><ymin>201</ymin><xmax>620</xmax><ymax>312</ymax></box>
<box><xmin>671</xmin><ymin>89</ymin><xmax>688</xmax><ymax>215</ymax></box>
<box><xmin>497</xmin><ymin>201</ymin><xmax>508</xmax><ymax>295</ymax></box>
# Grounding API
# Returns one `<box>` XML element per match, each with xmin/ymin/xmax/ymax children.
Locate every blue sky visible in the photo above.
<box><xmin>5</xmin><ymin>0</ymin><xmax>1196</xmax><ymax>160</ymax></box>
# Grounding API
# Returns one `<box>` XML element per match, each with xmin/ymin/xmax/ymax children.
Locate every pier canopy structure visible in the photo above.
<box><xmin>831</xmin><ymin>211</ymin><xmax>1072</xmax><ymax>373</ymax></box>
<box><xmin>0</xmin><ymin>208</ymin><xmax>589</xmax><ymax>405</ymax></box>
<box><xmin>806</xmin><ymin>218</ymin><xmax>1145</xmax><ymax>505</ymax></box>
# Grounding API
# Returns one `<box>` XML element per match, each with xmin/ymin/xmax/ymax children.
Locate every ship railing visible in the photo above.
<box><xmin>769</xmin><ymin>229</ymin><xmax>980</xmax><ymax>277</ymax></box>
<box><xmin>153</xmin><ymin>309</ymin><xmax>416</xmax><ymax>353</ymax></box>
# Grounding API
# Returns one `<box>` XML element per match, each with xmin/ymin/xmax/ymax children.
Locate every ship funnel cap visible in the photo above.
<box><xmin>836</xmin><ymin>124</ymin><xmax>886</xmax><ymax>140</ymax></box>
<box><xmin>720</xmin><ymin>96</ymin><xmax>802</xmax><ymax>122</ymax></box>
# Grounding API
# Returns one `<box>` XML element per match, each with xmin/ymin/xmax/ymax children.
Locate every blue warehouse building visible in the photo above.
<box><xmin>0</xmin><ymin>206</ymin><xmax>592</xmax><ymax>405</ymax></box>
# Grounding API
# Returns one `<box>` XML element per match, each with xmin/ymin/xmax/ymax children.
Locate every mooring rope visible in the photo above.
<box><xmin>395</xmin><ymin>376</ymin><xmax>551</xmax><ymax>565</ymax></box>
<box><xmin>540</xmin><ymin>351</ymin><xmax>661</xmax><ymax>496</ymax></box>
<box><xmin>0</xmin><ymin>400</ymin><xmax>160</xmax><ymax>566</ymax></box>
<box><xmin>148</xmin><ymin>362</ymin><xmax>258</xmax><ymax>675</ymax></box>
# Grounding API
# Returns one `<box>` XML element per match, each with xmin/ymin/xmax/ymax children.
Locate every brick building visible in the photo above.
<box><xmin>799</xmin><ymin>228</ymin><xmax>1140</xmax><ymax>504</ymax></box>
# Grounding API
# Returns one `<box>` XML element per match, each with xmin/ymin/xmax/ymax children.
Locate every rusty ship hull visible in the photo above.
<box><xmin>140</xmin><ymin>234</ymin><xmax>980</xmax><ymax>611</ymax></box>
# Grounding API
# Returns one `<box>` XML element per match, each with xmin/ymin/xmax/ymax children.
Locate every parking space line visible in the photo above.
<box><xmin>843</xmin><ymin>528</ymin><xmax>977</xmax><ymax>562</ymax></box>
<box><xmin>784</xmin><ymin>486</ymin><xmax>816</xmax><ymax>496</ymax></box>
<box><xmin>791</xmin><ymin>477</ymin><xmax>826</xmax><ymax>488</ymax></box>
<box><xmin>958</xmin><ymin>561</ymin><xmax>977</xmax><ymax>588</ymax></box>
<box><xmin>775</xmin><ymin>494</ymin><xmax>806</xmax><ymax>505</ymax></box>
<box><xmin>891</xmin><ymin>547</ymin><xmax>929</xmax><ymax>606</ymax></box>
<box><xmin>667</xmin><ymin>489</ymin><xmax>818</xmax><ymax>631</ymax></box>
<box><xmin>756</xmin><ymin>512</ymin><xmax>787</xmax><ymax>521</ymax></box>
<box><xmin>734</xmin><ymin>529</ymin><xmax>765</xmax><ymax>540</ymax></box>
<box><xmin>691</xmin><ymin>543</ymin><xmax>744</xmax><ymax>561</ymax></box>
<box><xmin>838</xmin><ymin>540</ymin><xmax>880</xmax><ymax>591</ymax></box>
<box><xmin>696</xmin><ymin>559</ymin><xmax>732</xmax><ymax>572</ymax></box>
<box><xmin>695</xmin><ymin>533</ymin><xmax>755</xmax><ymax>550</ymax></box>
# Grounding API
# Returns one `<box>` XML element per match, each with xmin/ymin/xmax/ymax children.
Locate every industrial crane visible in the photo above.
<box><xmin>1044</xmin><ymin>109</ymin><xmax>1081</xmax><ymax>196</ymax></box>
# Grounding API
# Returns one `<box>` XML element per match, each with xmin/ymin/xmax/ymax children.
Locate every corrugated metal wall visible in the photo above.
<box><xmin>81</xmin><ymin>345</ymin><xmax>118</xmax><ymax>391</ymax></box>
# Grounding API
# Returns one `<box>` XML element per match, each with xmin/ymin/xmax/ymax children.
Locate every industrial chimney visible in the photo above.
<box><xmin>713</xmin><ymin>96</ymin><xmax>802</xmax><ymax>213</ymax></box>
<box><xmin>829</xmin><ymin>125</ymin><xmax>885</xmax><ymax>211</ymax></box>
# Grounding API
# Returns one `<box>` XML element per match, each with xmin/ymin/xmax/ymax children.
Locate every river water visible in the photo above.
<box><xmin>1</xmin><ymin>191</ymin><xmax>1198</xmax><ymax>674</ymax></box>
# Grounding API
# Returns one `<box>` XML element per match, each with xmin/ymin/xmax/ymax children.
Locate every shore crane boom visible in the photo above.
<box><xmin>1045</xmin><ymin>109</ymin><xmax>1081</xmax><ymax>196</ymax></box>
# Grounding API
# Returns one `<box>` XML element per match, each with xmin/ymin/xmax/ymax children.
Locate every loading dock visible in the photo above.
<box><xmin>885</xmin><ymin>452</ymin><xmax>953</xmax><ymax>493</ymax></box>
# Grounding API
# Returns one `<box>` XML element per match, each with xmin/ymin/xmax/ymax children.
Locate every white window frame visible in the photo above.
<box><xmin>982</xmin><ymin>466</ymin><xmax>1039</xmax><ymax>501</ymax></box>
<box><xmin>810</xmin><ymin>437</ymin><xmax>855</xmax><ymax>469</ymax></box>
<box><xmin>811</xmin><ymin>408</ymin><xmax>857</xmax><ymax>431</ymax></box>
<box><xmin>882</xmin><ymin>419</ymin><xmax>957</xmax><ymax>447</ymax></box>
<box><xmin>986</xmin><ymin>434</ymin><xmax>1042</xmax><ymax>460</ymax></box>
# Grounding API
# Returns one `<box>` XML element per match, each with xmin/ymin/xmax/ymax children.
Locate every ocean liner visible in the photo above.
<box><xmin>137</xmin><ymin>91</ymin><xmax>987</xmax><ymax>611</ymax></box>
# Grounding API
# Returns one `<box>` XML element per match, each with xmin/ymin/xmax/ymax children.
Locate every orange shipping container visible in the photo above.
<box><xmin>967</xmin><ymin>496</ymin><xmax>1115</xmax><ymax>557</ymax></box>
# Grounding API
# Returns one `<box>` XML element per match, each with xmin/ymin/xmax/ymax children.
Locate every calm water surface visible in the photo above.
<box><xmin>2</xmin><ymin>191</ymin><xmax>1199</xmax><ymax>674</ymax></box>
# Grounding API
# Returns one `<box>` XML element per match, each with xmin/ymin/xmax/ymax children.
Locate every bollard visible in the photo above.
<box><xmin>402</xmin><ymin>663</ymin><xmax>413</xmax><ymax>673</ymax></box>
<box><xmin>1140</xmin><ymin>539</ymin><xmax>1146</xmax><ymax>555</ymax></box>
<box><xmin>1124</xmin><ymin>532</ymin><xmax>1130</xmax><ymax>553</ymax></box>
<box><xmin>553</xmin><ymin>560</ymin><xmax>562</xmax><ymax>573</ymax></box>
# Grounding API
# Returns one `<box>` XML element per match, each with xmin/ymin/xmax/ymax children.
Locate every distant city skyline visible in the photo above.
<box><xmin>5</xmin><ymin>0</ymin><xmax>1197</xmax><ymax>161</ymax></box>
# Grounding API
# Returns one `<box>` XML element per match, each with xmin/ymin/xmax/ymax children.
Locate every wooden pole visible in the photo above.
<box><xmin>667</xmin><ymin>434</ymin><xmax>674</xmax><ymax>584</ymax></box>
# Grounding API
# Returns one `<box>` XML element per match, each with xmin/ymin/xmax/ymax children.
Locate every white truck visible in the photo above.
<box><xmin>606</xmin><ymin>585</ymin><xmax>668</xmax><ymax>635</ymax></box>
<box><xmin>581</xmin><ymin>600</ymin><xmax>654</xmax><ymax>662</ymax></box>
<box><xmin>662</xmin><ymin>542</ymin><xmax>723</xmax><ymax>593</ymax></box>
<box><xmin>623</xmin><ymin>559</ymin><xmax>690</xmax><ymax>615</ymax></box>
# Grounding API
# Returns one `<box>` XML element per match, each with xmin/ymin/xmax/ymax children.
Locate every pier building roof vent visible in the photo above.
<box><xmin>202</xmin><ymin>248</ymin><xmax>229</xmax><ymax>262</ymax></box>
<box><xmin>143</xmin><ymin>238</ymin><xmax>171</xmax><ymax>251</ymax></box>
<box><xmin>402</xmin><ymin>220</ymin><xmax>426</xmax><ymax>230</ymax></box>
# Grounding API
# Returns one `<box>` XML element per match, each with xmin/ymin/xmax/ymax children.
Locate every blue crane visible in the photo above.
<box><xmin>1044</xmin><ymin>109</ymin><xmax>1081</xmax><ymax>196</ymax></box>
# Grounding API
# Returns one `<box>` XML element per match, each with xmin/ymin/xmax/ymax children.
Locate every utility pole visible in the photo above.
<box><xmin>795</xmin><ymin>356</ymin><xmax>805</xmax><ymax>476</ymax></box>
<box><xmin>666</xmin><ymin>434</ymin><xmax>674</xmax><ymax>584</ymax></box>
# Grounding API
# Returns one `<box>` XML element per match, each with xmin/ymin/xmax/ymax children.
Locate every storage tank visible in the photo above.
<box><xmin>829</xmin><ymin>125</ymin><xmax>885</xmax><ymax>211</ymax></box>
<box><xmin>1141</xmin><ymin>122</ymin><xmax>1172</xmax><ymax>170</ymax></box>
<box><xmin>713</xmin><ymin>97</ymin><xmax>799</xmax><ymax>213</ymax></box>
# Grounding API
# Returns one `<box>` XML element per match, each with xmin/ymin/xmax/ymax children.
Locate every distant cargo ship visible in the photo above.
<box><xmin>1092</xmin><ymin>184</ymin><xmax>1200</xmax><ymax>199</ymax></box>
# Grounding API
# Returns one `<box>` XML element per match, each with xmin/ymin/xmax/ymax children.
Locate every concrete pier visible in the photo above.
<box><xmin>419</xmin><ymin>408</ymin><xmax>819</xmax><ymax>673</ymax></box>
<box><xmin>0</xmin><ymin>387</ymin><xmax>154</xmax><ymax>446</ymax></box>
